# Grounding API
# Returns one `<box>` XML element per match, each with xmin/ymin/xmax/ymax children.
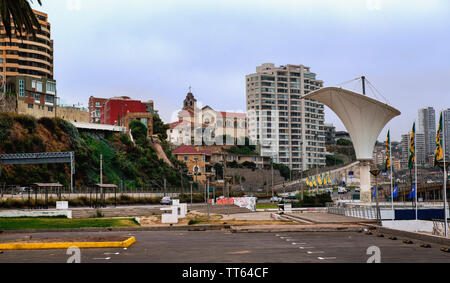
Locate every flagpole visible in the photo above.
<box><xmin>414</xmin><ymin>122</ymin><xmax>418</xmax><ymax>233</ymax></box>
<box><xmin>443</xmin><ymin>111</ymin><xmax>448</xmax><ymax>237</ymax></box>
<box><xmin>389</xmin><ymin>130</ymin><xmax>394</xmax><ymax>221</ymax></box>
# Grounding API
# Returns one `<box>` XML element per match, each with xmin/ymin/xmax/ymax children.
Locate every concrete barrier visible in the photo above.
<box><xmin>0</xmin><ymin>210</ymin><xmax>72</xmax><ymax>219</ymax></box>
<box><xmin>376</xmin><ymin>226</ymin><xmax>450</xmax><ymax>247</ymax></box>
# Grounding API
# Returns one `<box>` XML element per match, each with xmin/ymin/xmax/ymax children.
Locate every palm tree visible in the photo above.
<box><xmin>0</xmin><ymin>0</ymin><xmax>42</xmax><ymax>39</ymax></box>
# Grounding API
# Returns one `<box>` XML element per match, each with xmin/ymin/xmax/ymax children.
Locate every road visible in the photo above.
<box><xmin>1</xmin><ymin>230</ymin><xmax>449</xmax><ymax>263</ymax></box>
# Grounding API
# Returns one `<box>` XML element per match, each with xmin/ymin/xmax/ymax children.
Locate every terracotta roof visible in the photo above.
<box><xmin>168</xmin><ymin>121</ymin><xmax>192</xmax><ymax>129</ymax></box>
<box><xmin>216</xmin><ymin>111</ymin><xmax>246</xmax><ymax>118</ymax></box>
<box><xmin>173</xmin><ymin>146</ymin><xmax>212</xmax><ymax>155</ymax></box>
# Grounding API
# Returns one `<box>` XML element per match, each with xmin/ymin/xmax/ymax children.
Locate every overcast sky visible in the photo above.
<box><xmin>32</xmin><ymin>0</ymin><xmax>450</xmax><ymax>141</ymax></box>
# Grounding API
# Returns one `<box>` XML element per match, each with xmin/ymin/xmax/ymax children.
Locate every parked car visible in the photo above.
<box><xmin>160</xmin><ymin>196</ymin><xmax>173</xmax><ymax>205</ymax></box>
<box><xmin>16</xmin><ymin>187</ymin><xmax>32</xmax><ymax>195</ymax></box>
<box><xmin>338</xmin><ymin>187</ymin><xmax>347</xmax><ymax>194</ymax></box>
<box><xmin>270</xmin><ymin>196</ymin><xmax>283</xmax><ymax>202</ymax></box>
<box><xmin>354</xmin><ymin>187</ymin><xmax>360</xmax><ymax>193</ymax></box>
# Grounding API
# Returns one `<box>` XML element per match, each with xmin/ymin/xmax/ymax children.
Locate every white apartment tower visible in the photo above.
<box><xmin>442</xmin><ymin>109</ymin><xmax>450</xmax><ymax>157</ymax></box>
<box><xmin>246</xmin><ymin>63</ymin><xmax>326</xmax><ymax>171</ymax></box>
<box><xmin>418</xmin><ymin>107</ymin><xmax>436</xmax><ymax>159</ymax></box>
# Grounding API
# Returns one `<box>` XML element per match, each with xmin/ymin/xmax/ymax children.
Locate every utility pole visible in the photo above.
<box><xmin>180</xmin><ymin>166</ymin><xmax>184</xmax><ymax>195</ymax></box>
<box><xmin>164</xmin><ymin>178</ymin><xmax>166</xmax><ymax>197</ymax></box>
<box><xmin>271</xmin><ymin>156</ymin><xmax>274</xmax><ymax>201</ymax></box>
<box><xmin>100</xmin><ymin>154</ymin><xmax>103</xmax><ymax>185</ymax></box>
<box><xmin>207</xmin><ymin>178</ymin><xmax>210</xmax><ymax>222</ymax></box>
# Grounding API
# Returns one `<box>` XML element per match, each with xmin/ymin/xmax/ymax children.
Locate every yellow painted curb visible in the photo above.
<box><xmin>0</xmin><ymin>236</ymin><xmax>136</xmax><ymax>250</ymax></box>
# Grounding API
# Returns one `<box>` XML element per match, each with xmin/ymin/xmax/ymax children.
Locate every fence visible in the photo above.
<box><xmin>327</xmin><ymin>205</ymin><xmax>378</xmax><ymax>220</ymax></box>
<box><xmin>432</xmin><ymin>219</ymin><xmax>450</xmax><ymax>237</ymax></box>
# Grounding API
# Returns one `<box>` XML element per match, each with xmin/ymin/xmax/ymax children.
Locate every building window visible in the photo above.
<box><xmin>45</xmin><ymin>95</ymin><xmax>54</xmax><ymax>104</ymax></box>
<box><xmin>46</xmin><ymin>81</ymin><xmax>56</xmax><ymax>94</ymax></box>
<box><xmin>48</xmin><ymin>107</ymin><xmax>53</xmax><ymax>112</ymax></box>
<box><xmin>28</xmin><ymin>104</ymin><xmax>33</xmax><ymax>109</ymax></box>
<box><xmin>19</xmin><ymin>80</ymin><xmax>25</xmax><ymax>97</ymax></box>
<box><xmin>36</xmin><ymin>81</ymin><xmax>43</xmax><ymax>92</ymax></box>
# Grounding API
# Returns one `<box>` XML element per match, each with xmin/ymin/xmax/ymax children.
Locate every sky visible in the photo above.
<box><xmin>31</xmin><ymin>0</ymin><xmax>450</xmax><ymax>141</ymax></box>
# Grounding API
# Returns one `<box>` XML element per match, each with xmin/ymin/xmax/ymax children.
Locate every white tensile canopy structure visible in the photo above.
<box><xmin>304</xmin><ymin>87</ymin><xmax>401</xmax><ymax>203</ymax></box>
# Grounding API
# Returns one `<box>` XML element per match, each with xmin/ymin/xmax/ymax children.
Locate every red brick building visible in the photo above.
<box><xmin>88</xmin><ymin>96</ymin><xmax>154</xmax><ymax>126</ymax></box>
<box><xmin>89</xmin><ymin>96</ymin><xmax>107</xmax><ymax>123</ymax></box>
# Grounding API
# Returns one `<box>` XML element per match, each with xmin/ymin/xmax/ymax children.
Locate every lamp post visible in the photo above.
<box><xmin>370</xmin><ymin>168</ymin><xmax>382</xmax><ymax>225</ymax></box>
<box><xmin>225</xmin><ymin>176</ymin><xmax>233</xmax><ymax>216</ymax></box>
<box><xmin>188</xmin><ymin>181</ymin><xmax>194</xmax><ymax>210</ymax></box>
<box><xmin>437</xmin><ymin>160</ymin><xmax>449</xmax><ymax>237</ymax></box>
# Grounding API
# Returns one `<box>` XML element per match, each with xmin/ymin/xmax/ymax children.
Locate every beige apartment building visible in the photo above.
<box><xmin>246</xmin><ymin>63</ymin><xmax>326</xmax><ymax>171</ymax></box>
<box><xmin>0</xmin><ymin>10</ymin><xmax>58</xmax><ymax>119</ymax></box>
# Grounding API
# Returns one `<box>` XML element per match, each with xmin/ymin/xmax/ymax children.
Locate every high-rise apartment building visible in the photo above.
<box><xmin>246</xmin><ymin>63</ymin><xmax>325</xmax><ymax>171</ymax></box>
<box><xmin>415</xmin><ymin>133</ymin><xmax>426</xmax><ymax>167</ymax></box>
<box><xmin>418</xmin><ymin>107</ymin><xmax>436</xmax><ymax>159</ymax></box>
<box><xmin>400</xmin><ymin>134</ymin><xmax>410</xmax><ymax>170</ymax></box>
<box><xmin>0</xmin><ymin>10</ymin><xmax>57</xmax><ymax>118</ymax></box>
<box><xmin>442</xmin><ymin>109</ymin><xmax>450</xmax><ymax>157</ymax></box>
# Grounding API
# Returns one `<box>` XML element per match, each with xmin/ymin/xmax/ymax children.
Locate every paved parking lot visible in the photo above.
<box><xmin>1</xmin><ymin>230</ymin><xmax>449</xmax><ymax>263</ymax></box>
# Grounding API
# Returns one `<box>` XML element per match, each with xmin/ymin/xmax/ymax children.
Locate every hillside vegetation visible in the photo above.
<box><xmin>0</xmin><ymin>113</ymin><xmax>189</xmax><ymax>188</ymax></box>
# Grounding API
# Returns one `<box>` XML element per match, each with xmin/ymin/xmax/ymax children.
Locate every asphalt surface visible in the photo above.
<box><xmin>1</xmin><ymin>230</ymin><xmax>449</xmax><ymax>263</ymax></box>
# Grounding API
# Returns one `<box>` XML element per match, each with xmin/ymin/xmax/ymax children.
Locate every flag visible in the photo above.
<box><xmin>393</xmin><ymin>186</ymin><xmax>398</xmax><ymax>198</ymax></box>
<box><xmin>313</xmin><ymin>176</ymin><xmax>317</xmax><ymax>187</ymax></box>
<box><xmin>408</xmin><ymin>186</ymin><xmax>416</xmax><ymax>200</ymax></box>
<box><xmin>408</xmin><ymin>123</ymin><xmax>416</xmax><ymax>170</ymax></box>
<box><xmin>435</xmin><ymin>112</ymin><xmax>444</xmax><ymax>166</ymax></box>
<box><xmin>328</xmin><ymin>172</ymin><xmax>332</xmax><ymax>184</ymax></box>
<box><xmin>318</xmin><ymin>175</ymin><xmax>323</xmax><ymax>186</ymax></box>
<box><xmin>385</xmin><ymin>130</ymin><xmax>391</xmax><ymax>171</ymax></box>
<box><xmin>373</xmin><ymin>187</ymin><xmax>377</xmax><ymax>198</ymax></box>
<box><xmin>323</xmin><ymin>173</ymin><xmax>327</xmax><ymax>185</ymax></box>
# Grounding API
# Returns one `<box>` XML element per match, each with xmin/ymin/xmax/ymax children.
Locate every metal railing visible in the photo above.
<box><xmin>432</xmin><ymin>219</ymin><xmax>450</xmax><ymax>237</ymax></box>
<box><xmin>327</xmin><ymin>205</ymin><xmax>378</xmax><ymax>220</ymax></box>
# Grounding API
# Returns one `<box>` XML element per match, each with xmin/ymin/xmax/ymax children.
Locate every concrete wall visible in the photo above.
<box><xmin>17</xmin><ymin>100</ymin><xmax>56</xmax><ymax>119</ymax></box>
<box><xmin>56</xmin><ymin>107</ymin><xmax>89</xmax><ymax>123</ymax></box>
<box><xmin>225</xmin><ymin>168</ymin><xmax>285</xmax><ymax>190</ymax></box>
<box><xmin>0</xmin><ymin>95</ymin><xmax>17</xmax><ymax>113</ymax></box>
<box><xmin>0</xmin><ymin>210</ymin><xmax>72</xmax><ymax>219</ymax></box>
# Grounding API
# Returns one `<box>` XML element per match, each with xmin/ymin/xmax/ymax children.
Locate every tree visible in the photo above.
<box><xmin>129</xmin><ymin>120</ymin><xmax>148</xmax><ymax>147</ymax></box>
<box><xmin>273</xmin><ymin>163</ymin><xmax>290</xmax><ymax>180</ymax></box>
<box><xmin>0</xmin><ymin>0</ymin><xmax>42</xmax><ymax>40</ymax></box>
<box><xmin>336</xmin><ymin>138</ymin><xmax>353</xmax><ymax>146</ymax></box>
<box><xmin>153</xmin><ymin>114</ymin><xmax>169</xmax><ymax>141</ymax></box>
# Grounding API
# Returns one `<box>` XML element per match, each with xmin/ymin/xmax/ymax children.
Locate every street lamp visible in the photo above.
<box><xmin>188</xmin><ymin>181</ymin><xmax>194</xmax><ymax>210</ymax></box>
<box><xmin>370</xmin><ymin>168</ymin><xmax>382</xmax><ymax>225</ymax></box>
<box><xmin>437</xmin><ymin>160</ymin><xmax>449</xmax><ymax>237</ymax></box>
<box><xmin>225</xmin><ymin>176</ymin><xmax>233</xmax><ymax>216</ymax></box>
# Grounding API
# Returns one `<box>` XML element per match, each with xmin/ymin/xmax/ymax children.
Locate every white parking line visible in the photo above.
<box><xmin>307</xmin><ymin>251</ymin><xmax>325</xmax><ymax>254</ymax></box>
<box><xmin>93</xmin><ymin>257</ymin><xmax>111</xmax><ymax>260</ymax></box>
<box><xmin>318</xmin><ymin>257</ymin><xmax>337</xmax><ymax>260</ymax></box>
<box><xmin>104</xmin><ymin>252</ymin><xmax>120</xmax><ymax>255</ymax></box>
<box><xmin>299</xmin><ymin>247</ymin><xmax>315</xmax><ymax>249</ymax></box>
